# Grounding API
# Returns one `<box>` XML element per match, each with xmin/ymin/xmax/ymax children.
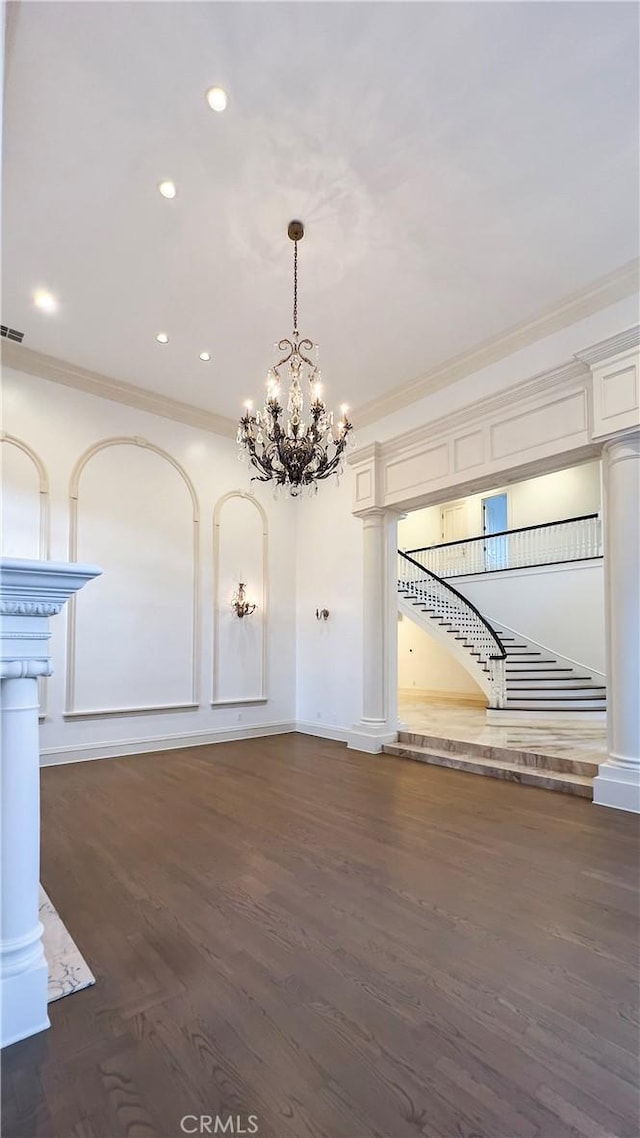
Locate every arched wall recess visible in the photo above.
<box><xmin>65</xmin><ymin>436</ymin><xmax>200</xmax><ymax>718</ymax></box>
<box><xmin>1</xmin><ymin>433</ymin><xmax>51</xmax><ymax>718</ymax></box>
<box><xmin>212</xmin><ymin>490</ymin><xmax>268</xmax><ymax>705</ymax></box>
<box><xmin>0</xmin><ymin>433</ymin><xmax>50</xmax><ymax>558</ymax></box>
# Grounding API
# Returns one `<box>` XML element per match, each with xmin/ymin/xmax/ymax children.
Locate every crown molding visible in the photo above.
<box><xmin>574</xmin><ymin>323</ymin><xmax>640</xmax><ymax>366</ymax></box>
<box><xmin>1</xmin><ymin>342</ymin><xmax>238</xmax><ymax>439</ymax></box>
<box><xmin>354</xmin><ymin>259</ymin><xmax>640</xmax><ymax>428</ymax></box>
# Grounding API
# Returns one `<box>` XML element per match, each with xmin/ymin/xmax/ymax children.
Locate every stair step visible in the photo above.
<box><xmin>383</xmin><ymin>743</ymin><xmax>592</xmax><ymax>797</ymax></box>
<box><xmin>505</xmin><ymin>655</ymin><xmax>558</xmax><ymax>662</ymax></box>
<box><xmin>503</xmin><ymin>682</ymin><xmax>601</xmax><ymax>691</ymax></box>
<box><xmin>505</xmin><ymin>699</ymin><xmax>606</xmax><ymax>711</ymax></box>
<box><xmin>507</xmin><ymin>674</ymin><xmax>593</xmax><ymax>683</ymax></box>
<box><xmin>396</xmin><ymin>732</ymin><xmax>600</xmax><ymax>776</ymax></box>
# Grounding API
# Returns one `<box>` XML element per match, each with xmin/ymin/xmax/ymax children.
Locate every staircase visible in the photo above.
<box><xmin>398</xmin><ymin>552</ymin><xmax>606</xmax><ymax>719</ymax></box>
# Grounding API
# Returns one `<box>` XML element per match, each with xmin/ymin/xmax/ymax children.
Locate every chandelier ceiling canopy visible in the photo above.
<box><xmin>238</xmin><ymin>221</ymin><xmax>354</xmax><ymax>497</ymax></box>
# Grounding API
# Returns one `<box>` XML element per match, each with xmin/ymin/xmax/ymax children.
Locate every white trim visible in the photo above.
<box><xmin>211</xmin><ymin>698</ymin><xmax>268</xmax><ymax>708</ymax></box>
<box><xmin>295</xmin><ymin>721</ymin><xmax>350</xmax><ymax>743</ymax></box>
<box><xmin>353</xmin><ymin>361</ymin><xmax>590</xmax><ymax>469</ymax></box>
<box><xmin>65</xmin><ymin>437</ymin><xmax>200</xmax><ymax>716</ymax></box>
<box><xmin>63</xmin><ymin>703</ymin><xmax>199</xmax><ymax>720</ymax></box>
<box><xmin>212</xmin><ymin>491</ymin><xmax>268</xmax><ymax>704</ymax></box>
<box><xmin>1</xmin><ymin>434</ymin><xmax>51</xmax><ymax>717</ymax></box>
<box><xmin>574</xmin><ymin>324</ymin><xmax>640</xmax><ymax>366</ymax></box>
<box><xmin>355</xmin><ymin>261</ymin><xmax>639</xmax><ymax>427</ymax></box>
<box><xmin>40</xmin><ymin>721</ymin><xmax>297</xmax><ymax>766</ymax></box>
<box><xmin>593</xmin><ymin>764</ymin><xmax>640</xmax><ymax>813</ymax></box>
<box><xmin>2</xmin><ymin>342</ymin><xmax>237</xmax><ymax>439</ymax></box>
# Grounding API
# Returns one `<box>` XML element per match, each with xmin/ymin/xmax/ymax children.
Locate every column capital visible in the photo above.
<box><xmin>353</xmin><ymin>505</ymin><xmax>405</xmax><ymax>522</ymax></box>
<box><xmin>602</xmin><ymin>428</ymin><xmax>640</xmax><ymax>461</ymax></box>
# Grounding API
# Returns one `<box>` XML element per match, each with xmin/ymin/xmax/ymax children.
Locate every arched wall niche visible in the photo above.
<box><xmin>212</xmin><ymin>490</ymin><xmax>267</xmax><ymax>705</ymax></box>
<box><xmin>1</xmin><ymin>434</ymin><xmax>51</xmax><ymax>718</ymax></box>
<box><xmin>0</xmin><ymin>433</ymin><xmax>50</xmax><ymax>558</ymax></box>
<box><xmin>65</xmin><ymin>436</ymin><xmax>200</xmax><ymax>718</ymax></box>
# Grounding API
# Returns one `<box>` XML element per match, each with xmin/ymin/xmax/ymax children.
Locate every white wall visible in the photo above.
<box><xmin>453</xmin><ymin>561</ymin><xmax>605</xmax><ymax>674</ymax></box>
<box><xmin>398</xmin><ymin>617</ymin><xmax>484</xmax><ymax>701</ymax></box>
<box><xmin>399</xmin><ymin>459</ymin><xmax>601</xmax><ymax>550</ymax></box>
<box><xmin>295</xmin><ymin>480</ymin><xmax>363</xmax><ymax>734</ymax></box>
<box><xmin>1</xmin><ymin>368</ymin><xmax>297</xmax><ymax>763</ymax></box>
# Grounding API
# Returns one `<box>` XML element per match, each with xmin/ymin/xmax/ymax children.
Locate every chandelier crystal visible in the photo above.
<box><xmin>237</xmin><ymin>221</ymin><xmax>353</xmax><ymax>497</ymax></box>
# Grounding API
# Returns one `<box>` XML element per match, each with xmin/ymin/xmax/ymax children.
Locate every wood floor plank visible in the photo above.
<box><xmin>2</xmin><ymin>733</ymin><xmax>639</xmax><ymax>1138</ymax></box>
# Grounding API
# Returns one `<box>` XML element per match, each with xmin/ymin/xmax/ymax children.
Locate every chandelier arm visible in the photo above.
<box><xmin>275</xmin><ymin>339</ymin><xmax>294</xmax><ymax>368</ymax></box>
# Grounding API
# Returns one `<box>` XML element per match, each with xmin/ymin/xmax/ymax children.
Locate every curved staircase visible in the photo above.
<box><xmin>398</xmin><ymin>551</ymin><xmax>606</xmax><ymax>719</ymax></box>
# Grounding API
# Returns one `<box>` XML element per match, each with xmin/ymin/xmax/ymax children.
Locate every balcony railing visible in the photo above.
<box><xmin>404</xmin><ymin>514</ymin><xmax>602</xmax><ymax>580</ymax></box>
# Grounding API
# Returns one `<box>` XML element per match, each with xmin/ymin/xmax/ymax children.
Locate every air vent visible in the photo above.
<box><xmin>1</xmin><ymin>325</ymin><xmax>25</xmax><ymax>343</ymax></box>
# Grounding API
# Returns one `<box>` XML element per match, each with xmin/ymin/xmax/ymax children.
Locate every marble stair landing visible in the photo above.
<box><xmin>383</xmin><ymin>731</ymin><xmax>595</xmax><ymax>797</ymax></box>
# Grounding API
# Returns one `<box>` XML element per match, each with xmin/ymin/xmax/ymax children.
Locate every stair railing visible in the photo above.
<box><xmin>405</xmin><ymin>513</ymin><xmax>602</xmax><ymax>579</ymax></box>
<box><xmin>398</xmin><ymin>550</ymin><xmax>507</xmax><ymax>709</ymax></box>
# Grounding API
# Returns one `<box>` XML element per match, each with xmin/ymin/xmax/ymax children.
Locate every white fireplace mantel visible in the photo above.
<box><xmin>1</xmin><ymin>557</ymin><xmax>101</xmax><ymax>1048</ymax></box>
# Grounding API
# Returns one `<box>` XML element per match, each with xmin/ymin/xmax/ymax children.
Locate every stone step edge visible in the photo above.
<box><xmin>383</xmin><ymin>744</ymin><xmax>593</xmax><ymax>794</ymax></box>
<box><xmin>396</xmin><ymin>732</ymin><xmax>600</xmax><ymax>773</ymax></box>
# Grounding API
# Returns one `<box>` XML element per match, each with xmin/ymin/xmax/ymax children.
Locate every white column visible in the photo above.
<box><xmin>593</xmin><ymin>431</ymin><xmax>640</xmax><ymax>813</ymax></box>
<box><xmin>1</xmin><ymin>557</ymin><xmax>101</xmax><ymax>1048</ymax></box>
<box><xmin>349</xmin><ymin>509</ymin><xmax>400</xmax><ymax>753</ymax></box>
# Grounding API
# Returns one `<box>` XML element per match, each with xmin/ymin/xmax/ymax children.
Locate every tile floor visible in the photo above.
<box><xmin>399</xmin><ymin>695</ymin><xmax>607</xmax><ymax>763</ymax></box>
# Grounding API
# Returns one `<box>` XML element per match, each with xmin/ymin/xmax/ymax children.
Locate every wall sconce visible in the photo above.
<box><xmin>231</xmin><ymin>583</ymin><xmax>256</xmax><ymax>618</ymax></box>
<box><xmin>316</xmin><ymin>608</ymin><xmax>330</xmax><ymax>621</ymax></box>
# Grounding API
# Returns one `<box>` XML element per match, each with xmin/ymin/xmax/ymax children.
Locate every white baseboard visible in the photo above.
<box><xmin>295</xmin><ymin>721</ymin><xmax>350</xmax><ymax>743</ymax></box>
<box><xmin>40</xmin><ymin>721</ymin><xmax>297</xmax><ymax>767</ymax></box>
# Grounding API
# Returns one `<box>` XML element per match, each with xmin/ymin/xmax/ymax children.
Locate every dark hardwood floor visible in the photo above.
<box><xmin>2</xmin><ymin>733</ymin><xmax>639</xmax><ymax>1138</ymax></box>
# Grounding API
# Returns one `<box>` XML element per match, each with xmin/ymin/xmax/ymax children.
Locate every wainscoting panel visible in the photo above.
<box><xmin>66</xmin><ymin>438</ymin><xmax>199</xmax><ymax>716</ymax></box>
<box><xmin>213</xmin><ymin>492</ymin><xmax>267</xmax><ymax>705</ymax></box>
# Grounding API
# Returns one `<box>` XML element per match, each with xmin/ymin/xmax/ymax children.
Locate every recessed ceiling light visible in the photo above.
<box><xmin>156</xmin><ymin>333</ymin><xmax>169</xmax><ymax>344</ymax></box>
<box><xmin>158</xmin><ymin>180</ymin><xmax>177</xmax><ymax>199</ymax></box>
<box><xmin>205</xmin><ymin>87</ymin><xmax>228</xmax><ymax>113</ymax></box>
<box><xmin>199</xmin><ymin>351</ymin><xmax>211</xmax><ymax>362</ymax></box>
<box><xmin>33</xmin><ymin>289</ymin><xmax>57</xmax><ymax>312</ymax></box>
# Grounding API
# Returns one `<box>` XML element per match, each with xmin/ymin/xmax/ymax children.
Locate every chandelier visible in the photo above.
<box><xmin>237</xmin><ymin>220</ymin><xmax>353</xmax><ymax>497</ymax></box>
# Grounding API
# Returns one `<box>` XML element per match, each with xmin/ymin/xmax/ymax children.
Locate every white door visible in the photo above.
<box><xmin>439</xmin><ymin>503</ymin><xmax>467</xmax><ymax>575</ymax></box>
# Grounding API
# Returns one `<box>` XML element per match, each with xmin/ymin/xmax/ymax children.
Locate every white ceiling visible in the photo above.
<box><xmin>3</xmin><ymin>1</ymin><xmax>639</xmax><ymax>424</ymax></box>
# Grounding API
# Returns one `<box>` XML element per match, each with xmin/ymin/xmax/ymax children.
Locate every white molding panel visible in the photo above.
<box><xmin>0</xmin><ymin>433</ymin><xmax>50</xmax><ymax>559</ymax></box>
<box><xmin>66</xmin><ymin>437</ymin><xmax>200</xmax><ymax>717</ymax></box>
<box><xmin>212</xmin><ymin>491</ymin><xmax>268</xmax><ymax>705</ymax></box>
<box><xmin>350</xmin><ymin>361</ymin><xmax>598</xmax><ymax>512</ymax></box>
<box><xmin>1</xmin><ymin>434</ymin><xmax>51</xmax><ymax>718</ymax></box>
<box><xmin>591</xmin><ymin>348</ymin><xmax>640</xmax><ymax>440</ymax></box>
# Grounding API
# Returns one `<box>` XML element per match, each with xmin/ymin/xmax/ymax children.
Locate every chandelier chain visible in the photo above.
<box><xmin>293</xmin><ymin>239</ymin><xmax>298</xmax><ymax>333</ymax></box>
